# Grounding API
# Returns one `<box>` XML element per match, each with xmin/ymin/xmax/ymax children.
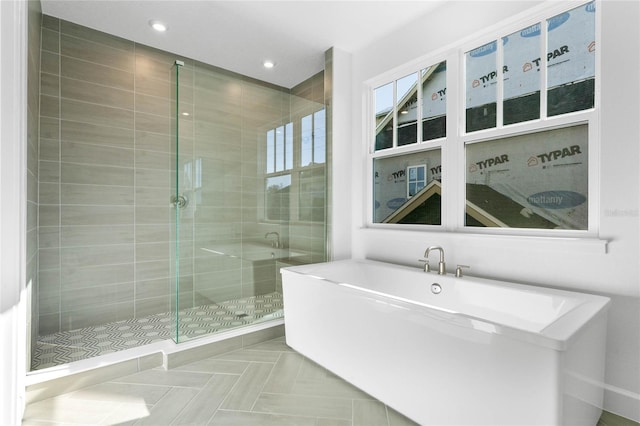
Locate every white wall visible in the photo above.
<box><xmin>327</xmin><ymin>47</ymin><xmax>353</xmax><ymax>261</ymax></box>
<box><xmin>341</xmin><ymin>1</ymin><xmax>639</xmax><ymax>421</ymax></box>
<box><xmin>0</xmin><ymin>0</ymin><xmax>29</xmax><ymax>423</ymax></box>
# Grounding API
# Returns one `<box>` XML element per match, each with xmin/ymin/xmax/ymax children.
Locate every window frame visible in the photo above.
<box><xmin>365</xmin><ymin>0</ymin><xmax>601</xmax><ymax>239</ymax></box>
<box><xmin>262</xmin><ymin>107</ymin><xmax>327</xmax><ymax>224</ymax></box>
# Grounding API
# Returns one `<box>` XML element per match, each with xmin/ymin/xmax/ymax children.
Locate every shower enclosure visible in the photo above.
<box><xmin>169</xmin><ymin>62</ymin><xmax>327</xmax><ymax>343</ymax></box>
<box><xmin>30</xmin><ymin>16</ymin><xmax>328</xmax><ymax>370</ymax></box>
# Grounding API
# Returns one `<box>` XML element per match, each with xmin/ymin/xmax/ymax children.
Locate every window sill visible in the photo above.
<box><xmin>361</xmin><ymin>226</ymin><xmax>609</xmax><ymax>255</ymax></box>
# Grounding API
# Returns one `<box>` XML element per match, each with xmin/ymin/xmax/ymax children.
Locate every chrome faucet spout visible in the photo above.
<box><xmin>423</xmin><ymin>246</ymin><xmax>446</xmax><ymax>275</ymax></box>
<box><xmin>264</xmin><ymin>232</ymin><xmax>281</xmax><ymax>248</ymax></box>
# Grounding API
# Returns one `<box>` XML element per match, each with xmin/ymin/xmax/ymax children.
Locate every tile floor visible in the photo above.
<box><xmin>23</xmin><ymin>336</ymin><xmax>638</xmax><ymax>426</ymax></box>
<box><xmin>32</xmin><ymin>293</ymin><xmax>283</xmax><ymax>370</ymax></box>
<box><xmin>23</xmin><ymin>336</ymin><xmax>419</xmax><ymax>426</ymax></box>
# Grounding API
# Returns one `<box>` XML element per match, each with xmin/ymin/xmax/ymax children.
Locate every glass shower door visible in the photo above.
<box><xmin>172</xmin><ymin>60</ymin><xmax>329</xmax><ymax>344</ymax></box>
<box><xmin>170</xmin><ymin>60</ymin><xmax>194</xmax><ymax>342</ymax></box>
<box><xmin>170</xmin><ymin>61</ymin><xmax>179</xmax><ymax>342</ymax></box>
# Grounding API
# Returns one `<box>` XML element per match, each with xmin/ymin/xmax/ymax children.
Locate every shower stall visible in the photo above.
<box><xmin>30</xmin><ymin>16</ymin><xmax>328</xmax><ymax>370</ymax></box>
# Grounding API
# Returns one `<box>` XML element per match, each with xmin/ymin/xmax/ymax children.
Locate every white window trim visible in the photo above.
<box><xmin>364</xmin><ymin>0</ymin><xmax>606</xmax><ymax>250</ymax></box>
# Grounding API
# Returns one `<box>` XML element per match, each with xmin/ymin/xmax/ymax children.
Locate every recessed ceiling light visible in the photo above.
<box><xmin>181</xmin><ymin>112</ymin><xmax>190</xmax><ymax>116</ymax></box>
<box><xmin>149</xmin><ymin>20</ymin><xmax>168</xmax><ymax>32</ymax></box>
<box><xmin>263</xmin><ymin>60</ymin><xmax>275</xmax><ymax>69</ymax></box>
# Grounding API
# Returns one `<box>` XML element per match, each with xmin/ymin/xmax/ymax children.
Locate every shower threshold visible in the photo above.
<box><xmin>31</xmin><ymin>292</ymin><xmax>283</xmax><ymax>371</ymax></box>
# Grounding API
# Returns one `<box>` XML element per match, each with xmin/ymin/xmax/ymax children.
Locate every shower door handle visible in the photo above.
<box><xmin>171</xmin><ymin>194</ymin><xmax>189</xmax><ymax>209</ymax></box>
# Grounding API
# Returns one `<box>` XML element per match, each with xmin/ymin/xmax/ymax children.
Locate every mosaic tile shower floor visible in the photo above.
<box><xmin>32</xmin><ymin>292</ymin><xmax>283</xmax><ymax>370</ymax></box>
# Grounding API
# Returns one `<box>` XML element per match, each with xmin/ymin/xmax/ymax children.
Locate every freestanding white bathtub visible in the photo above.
<box><xmin>281</xmin><ymin>259</ymin><xmax>610</xmax><ymax>426</ymax></box>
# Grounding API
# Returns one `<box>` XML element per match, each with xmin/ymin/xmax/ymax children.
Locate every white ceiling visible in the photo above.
<box><xmin>41</xmin><ymin>0</ymin><xmax>445</xmax><ymax>88</ymax></box>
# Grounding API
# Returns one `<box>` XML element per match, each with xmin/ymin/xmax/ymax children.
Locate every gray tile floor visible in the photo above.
<box><xmin>22</xmin><ymin>337</ymin><xmax>418</xmax><ymax>426</ymax></box>
<box><xmin>22</xmin><ymin>336</ymin><xmax>637</xmax><ymax>426</ymax></box>
<box><xmin>32</xmin><ymin>293</ymin><xmax>283</xmax><ymax>370</ymax></box>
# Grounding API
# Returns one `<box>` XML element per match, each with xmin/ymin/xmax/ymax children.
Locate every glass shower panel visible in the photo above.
<box><xmin>172</xmin><ymin>63</ymin><xmax>328</xmax><ymax>343</ymax></box>
<box><xmin>170</xmin><ymin>62</ymin><xmax>179</xmax><ymax>342</ymax></box>
<box><xmin>171</xmin><ymin>60</ymin><xmax>197</xmax><ymax>343</ymax></box>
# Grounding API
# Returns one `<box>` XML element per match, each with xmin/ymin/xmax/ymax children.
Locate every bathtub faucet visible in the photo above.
<box><xmin>265</xmin><ymin>232</ymin><xmax>281</xmax><ymax>248</ymax></box>
<box><xmin>421</xmin><ymin>246</ymin><xmax>446</xmax><ymax>275</ymax></box>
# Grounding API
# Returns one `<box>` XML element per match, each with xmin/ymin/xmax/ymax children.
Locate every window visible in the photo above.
<box><xmin>265</xmin><ymin>123</ymin><xmax>293</xmax><ymax>221</ymax></box>
<box><xmin>373</xmin><ymin>150</ymin><xmax>442</xmax><ymax>225</ymax></box>
<box><xmin>299</xmin><ymin>168</ymin><xmax>325</xmax><ymax>222</ymax></box>
<box><xmin>407</xmin><ymin>165</ymin><xmax>427</xmax><ymax>198</ymax></box>
<box><xmin>265</xmin><ymin>175</ymin><xmax>291</xmax><ymax>221</ymax></box>
<box><xmin>465</xmin><ymin>41</ymin><xmax>497</xmax><ymax>132</ymax></box>
<box><xmin>301</xmin><ymin>109</ymin><xmax>326</xmax><ymax>167</ymax></box>
<box><xmin>299</xmin><ymin>109</ymin><xmax>326</xmax><ymax>222</ymax></box>
<box><xmin>266</xmin><ymin>124</ymin><xmax>293</xmax><ymax>174</ymax></box>
<box><xmin>375</xmin><ymin>61</ymin><xmax>447</xmax><ymax>151</ymax></box>
<box><xmin>546</xmin><ymin>3</ymin><xmax>596</xmax><ymax>116</ymax></box>
<box><xmin>466</xmin><ymin>125</ymin><xmax>588</xmax><ymax>230</ymax></box>
<box><xmin>264</xmin><ymin>108</ymin><xmax>326</xmax><ymax>222</ymax></box>
<box><xmin>503</xmin><ymin>25</ymin><xmax>541</xmax><ymax>125</ymax></box>
<box><xmin>369</xmin><ymin>1</ymin><xmax>597</xmax><ymax>235</ymax></box>
<box><xmin>421</xmin><ymin>62</ymin><xmax>447</xmax><ymax>141</ymax></box>
<box><xmin>373</xmin><ymin>60</ymin><xmax>446</xmax><ymax>225</ymax></box>
<box><xmin>375</xmin><ymin>82</ymin><xmax>394</xmax><ymax>150</ymax></box>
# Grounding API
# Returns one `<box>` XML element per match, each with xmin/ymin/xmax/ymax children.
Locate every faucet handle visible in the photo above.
<box><xmin>418</xmin><ymin>259</ymin><xmax>430</xmax><ymax>272</ymax></box>
<box><xmin>455</xmin><ymin>265</ymin><xmax>470</xmax><ymax>278</ymax></box>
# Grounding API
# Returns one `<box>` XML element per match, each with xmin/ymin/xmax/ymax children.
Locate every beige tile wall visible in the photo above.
<box><xmin>40</xmin><ymin>18</ymin><xmax>124</xmax><ymax>333</ymax></box>
<box><xmin>37</xmin><ymin>16</ymin><xmax>326</xmax><ymax>335</ymax></box>
<box><xmin>37</xmin><ymin>17</ymin><xmax>192</xmax><ymax>333</ymax></box>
